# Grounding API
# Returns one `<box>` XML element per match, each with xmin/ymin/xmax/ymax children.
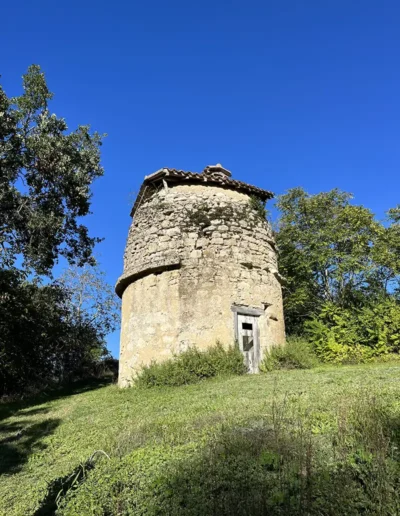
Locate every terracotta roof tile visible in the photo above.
<box><xmin>130</xmin><ymin>167</ymin><xmax>273</xmax><ymax>217</ymax></box>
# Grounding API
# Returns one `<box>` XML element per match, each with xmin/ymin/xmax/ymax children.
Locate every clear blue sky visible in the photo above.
<box><xmin>2</xmin><ymin>1</ymin><xmax>400</xmax><ymax>357</ymax></box>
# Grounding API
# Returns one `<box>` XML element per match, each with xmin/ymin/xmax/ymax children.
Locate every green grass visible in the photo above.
<box><xmin>1</xmin><ymin>363</ymin><xmax>400</xmax><ymax>515</ymax></box>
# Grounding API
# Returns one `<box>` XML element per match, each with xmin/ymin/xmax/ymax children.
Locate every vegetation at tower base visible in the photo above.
<box><xmin>134</xmin><ymin>343</ymin><xmax>246</xmax><ymax>388</ymax></box>
<box><xmin>275</xmin><ymin>187</ymin><xmax>400</xmax><ymax>362</ymax></box>
<box><xmin>135</xmin><ymin>339</ymin><xmax>319</xmax><ymax>388</ymax></box>
<box><xmin>1</xmin><ymin>363</ymin><xmax>400</xmax><ymax>515</ymax></box>
<box><xmin>260</xmin><ymin>336</ymin><xmax>319</xmax><ymax>371</ymax></box>
<box><xmin>0</xmin><ymin>66</ymin><xmax>114</xmax><ymax>397</ymax></box>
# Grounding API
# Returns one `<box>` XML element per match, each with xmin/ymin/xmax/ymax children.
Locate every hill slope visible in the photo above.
<box><xmin>1</xmin><ymin>364</ymin><xmax>400</xmax><ymax>515</ymax></box>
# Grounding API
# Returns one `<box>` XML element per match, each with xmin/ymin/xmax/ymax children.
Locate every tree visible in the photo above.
<box><xmin>0</xmin><ymin>269</ymin><xmax>105</xmax><ymax>395</ymax></box>
<box><xmin>372</xmin><ymin>206</ymin><xmax>400</xmax><ymax>295</ymax></box>
<box><xmin>275</xmin><ymin>188</ymin><xmax>400</xmax><ymax>333</ymax></box>
<box><xmin>58</xmin><ymin>263</ymin><xmax>120</xmax><ymax>342</ymax></box>
<box><xmin>0</xmin><ymin>66</ymin><xmax>115</xmax><ymax>396</ymax></box>
<box><xmin>0</xmin><ymin>263</ymin><xmax>120</xmax><ymax>396</ymax></box>
<box><xmin>0</xmin><ymin>65</ymin><xmax>104</xmax><ymax>275</ymax></box>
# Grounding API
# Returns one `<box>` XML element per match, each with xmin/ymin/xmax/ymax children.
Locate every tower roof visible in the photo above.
<box><xmin>130</xmin><ymin>164</ymin><xmax>274</xmax><ymax>216</ymax></box>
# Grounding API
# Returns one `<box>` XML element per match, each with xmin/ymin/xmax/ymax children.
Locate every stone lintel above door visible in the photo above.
<box><xmin>231</xmin><ymin>304</ymin><xmax>264</xmax><ymax>317</ymax></box>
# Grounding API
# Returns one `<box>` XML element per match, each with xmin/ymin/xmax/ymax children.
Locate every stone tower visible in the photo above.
<box><xmin>116</xmin><ymin>164</ymin><xmax>285</xmax><ymax>386</ymax></box>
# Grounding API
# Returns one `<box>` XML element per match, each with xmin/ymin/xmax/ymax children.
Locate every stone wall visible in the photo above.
<box><xmin>118</xmin><ymin>183</ymin><xmax>285</xmax><ymax>386</ymax></box>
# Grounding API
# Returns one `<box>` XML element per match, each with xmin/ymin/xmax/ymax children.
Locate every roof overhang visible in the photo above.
<box><xmin>130</xmin><ymin>167</ymin><xmax>274</xmax><ymax>217</ymax></box>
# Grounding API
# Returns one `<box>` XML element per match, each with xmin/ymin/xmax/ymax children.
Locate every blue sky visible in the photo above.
<box><xmin>2</xmin><ymin>1</ymin><xmax>400</xmax><ymax>357</ymax></box>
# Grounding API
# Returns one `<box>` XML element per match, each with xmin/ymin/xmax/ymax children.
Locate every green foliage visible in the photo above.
<box><xmin>260</xmin><ymin>336</ymin><xmax>319</xmax><ymax>371</ymax></box>
<box><xmin>0</xmin><ymin>66</ymin><xmax>113</xmax><ymax>397</ymax></box>
<box><xmin>275</xmin><ymin>188</ymin><xmax>400</xmax><ymax>334</ymax></box>
<box><xmin>0</xmin><ymin>65</ymin><xmax>104</xmax><ymax>275</ymax></box>
<box><xmin>135</xmin><ymin>343</ymin><xmax>246</xmax><ymax>388</ymax></box>
<box><xmin>0</xmin><ymin>266</ymin><xmax>117</xmax><ymax>397</ymax></box>
<box><xmin>249</xmin><ymin>195</ymin><xmax>267</xmax><ymax>219</ymax></box>
<box><xmin>305</xmin><ymin>299</ymin><xmax>400</xmax><ymax>363</ymax></box>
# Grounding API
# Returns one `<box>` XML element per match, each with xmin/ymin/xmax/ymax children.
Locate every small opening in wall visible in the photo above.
<box><xmin>242</xmin><ymin>335</ymin><xmax>254</xmax><ymax>351</ymax></box>
<box><xmin>242</xmin><ymin>322</ymin><xmax>253</xmax><ymax>330</ymax></box>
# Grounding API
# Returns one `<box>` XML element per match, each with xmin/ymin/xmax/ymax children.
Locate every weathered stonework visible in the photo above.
<box><xmin>117</xmin><ymin>166</ymin><xmax>285</xmax><ymax>386</ymax></box>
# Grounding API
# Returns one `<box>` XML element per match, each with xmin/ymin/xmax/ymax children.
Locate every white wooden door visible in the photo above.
<box><xmin>237</xmin><ymin>314</ymin><xmax>260</xmax><ymax>373</ymax></box>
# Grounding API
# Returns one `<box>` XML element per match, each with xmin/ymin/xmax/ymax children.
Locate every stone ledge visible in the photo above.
<box><xmin>115</xmin><ymin>254</ymin><xmax>181</xmax><ymax>298</ymax></box>
<box><xmin>231</xmin><ymin>304</ymin><xmax>265</xmax><ymax>316</ymax></box>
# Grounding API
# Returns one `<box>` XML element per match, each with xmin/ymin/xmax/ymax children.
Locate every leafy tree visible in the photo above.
<box><xmin>0</xmin><ymin>269</ymin><xmax>108</xmax><ymax>396</ymax></box>
<box><xmin>58</xmin><ymin>263</ymin><xmax>120</xmax><ymax>342</ymax></box>
<box><xmin>0</xmin><ymin>263</ymin><xmax>120</xmax><ymax>396</ymax></box>
<box><xmin>275</xmin><ymin>188</ymin><xmax>400</xmax><ymax>334</ymax></box>
<box><xmin>0</xmin><ymin>66</ymin><xmax>115</xmax><ymax>396</ymax></box>
<box><xmin>372</xmin><ymin>206</ymin><xmax>400</xmax><ymax>295</ymax></box>
<box><xmin>0</xmin><ymin>65</ymin><xmax>104</xmax><ymax>275</ymax></box>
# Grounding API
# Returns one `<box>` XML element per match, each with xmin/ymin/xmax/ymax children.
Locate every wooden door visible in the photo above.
<box><xmin>237</xmin><ymin>314</ymin><xmax>260</xmax><ymax>373</ymax></box>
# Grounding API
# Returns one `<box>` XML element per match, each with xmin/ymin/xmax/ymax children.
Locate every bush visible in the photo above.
<box><xmin>305</xmin><ymin>300</ymin><xmax>400</xmax><ymax>364</ymax></box>
<box><xmin>260</xmin><ymin>336</ymin><xmax>319</xmax><ymax>372</ymax></box>
<box><xmin>135</xmin><ymin>342</ymin><xmax>246</xmax><ymax>388</ymax></box>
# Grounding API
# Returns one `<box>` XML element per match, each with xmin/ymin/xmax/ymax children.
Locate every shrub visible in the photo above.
<box><xmin>249</xmin><ymin>195</ymin><xmax>268</xmax><ymax>219</ymax></box>
<box><xmin>305</xmin><ymin>300</ymin><xmax>400</xmax><ymax>364</ymax></box>
<box><xmin>260</xmin><ymin>336</ymin><xmax>319</xmax><ymax>371</ymax></box>
<box><xmin>134</xmin><ymin>342</ymin><xmax>246</xmax><ymax>388</ymax></box>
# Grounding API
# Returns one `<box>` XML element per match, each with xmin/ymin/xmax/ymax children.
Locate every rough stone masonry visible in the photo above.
<box><xmin>116</xmin><ymin>164</ymin><xmax>285</xmax><ymax>386</ymax></box>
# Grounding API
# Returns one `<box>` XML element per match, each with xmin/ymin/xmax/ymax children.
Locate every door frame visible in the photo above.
<box><xmin>231</xmin><ymin>305</ymin><xmax>264</xmax><ymax>373</ymax></box>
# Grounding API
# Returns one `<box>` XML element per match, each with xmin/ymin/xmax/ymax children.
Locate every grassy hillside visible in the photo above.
<box><xmin>1</xmin><ymin>364</ymin><xmax>400</xmax><ymax>515</ymax></box>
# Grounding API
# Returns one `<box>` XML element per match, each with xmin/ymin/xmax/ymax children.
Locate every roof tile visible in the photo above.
<box><xmin>131</xmin><ymin>167</ymin><xmax>273</xmax><ymax>216</ymax></box>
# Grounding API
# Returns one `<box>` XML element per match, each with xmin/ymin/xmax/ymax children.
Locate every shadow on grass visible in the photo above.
<box><xmin>0</xmin><ymin>418</ymin><xmax>61</xmax><ymax>475</ymax></box>
<box><xmin>33</xmin><ymin>457</ymin><xmax>96</xmax><ymax>516</ymax></box>
<box><xmin>0</xmin><ymin>377</ymin><xmax>112</xmax><ymax>477</ymax></box>
<box><xmin>0</xmin><ymin>377</ymin><xmax>112</xmax><ymax>422</ymax></box>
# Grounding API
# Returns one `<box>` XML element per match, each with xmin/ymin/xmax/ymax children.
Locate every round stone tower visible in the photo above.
<box><xmin>116</xmin><ymin>164</ymin><xmax>285</xmax><ymax>386</ymax></box>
